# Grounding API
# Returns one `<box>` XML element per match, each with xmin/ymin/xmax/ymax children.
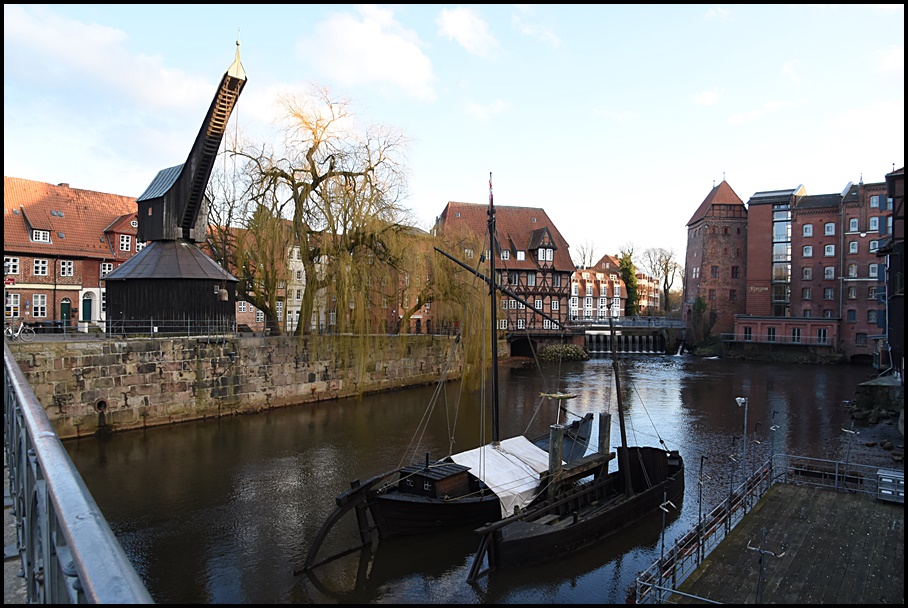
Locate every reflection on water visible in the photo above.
<box><xmin>65</xmin><ymin>356</ymin><xmax>876</xmax><ymax>603</ymax></box>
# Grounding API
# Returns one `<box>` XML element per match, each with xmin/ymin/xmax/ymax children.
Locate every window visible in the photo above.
<box><xmin>823</xmin><ymin>309</ymin><xmax>834</xmax><ymax>319</ymax></box>
<box><xmin>119</xmin><ymin>235</ymin><xmax>131</xmax><ymax>251</ymax></box>
<box><xmin>802</xmin><ymin>246</ymin><xmax>813</xmax><ymax>257</ymax></box>
<box><xmin>238</xmin><ymin>301</ymin><xmax>247</xmax><ymax>313</ymax></box>
<box><xmin>708</xmin><ymin>289</ymin><xmax>716</xmax><ymax>301</ymax></box>
<box><xmin>527</xmin><ymin>273</ymin><xmax>536</xmax><ymax>287</ymax></box>
<box><xmin>847</xmin><ymin>309</ymin><xmax>856</xmax><ymax>323</ymax></box>
<box><xmin>767</xmin><ymin>327</ymin><xmax>776</xmax><ymax>342</ymax></box>
<box><xmin>803</xmin><ymin>309</ymin><xmax>812</xmax><ymax>317</ymax></box>
<box><xmin>275</xmin><ymin>300</ymin><xmax>283</xmax><ymax>318</ymax></box>
<box><xmin>34</xmin><ymin>259</ymin><xmax>48</xmax><ymax>276</ymax></box>
<box><xmin>802</xmin><ymin>288</ymin><xmax>812</xmax><ymax>300</ymax></box>
<box><xmin>869</xmin><ymin>240</ymin><xmax>879</xmax><ymax>252</ymax></box>
<box><xmin>869</xmin><ymin>217</ymin><xmax>879</xmax><ymax>231</ymax></box>
<box><xmin>296</xmin><ymin>289</ymin><xmax>302</xmax><ymax>301</ymax></box>
<box><xmin>101</xmin><ymin>290</ymin><xmax>106</xmax><ymax>313</ymax></box>
<box><xmin>100</xmin><ymin>263</ymin><xmax>113</xmax><ymax>276</ymax></box>
<box><xmin>552</xmin><ymin>274</ymin><xmax>561</xmax><ymax>287</ymax></box>
<box><xmin>5</xmin><ymin>293</ymin><xmax>20</xmax><ymax>318</ymax></box>
<box><xmin>535</xmin><ymin>299</ymin><xmax>543</xmax><ymax>311</ymax></box>
<box><xmin>847</xmin><ymin>286</ymin><xmax>857</xmax><ymax>300</ymax></box>
<box><xmin>256</xmin><ymin>309</ymin><xmax>264</xmax><ymax>323</ymax></box>
<box><xmin>870</xmin><ymin>195</ymin><xmax>880</xmax><ymax>208</ymax></box>
<box><xmin>868</xmin><ymin>310</ymin><xmax>878</xmax><ymax>323</ymax></box>
<box><xmin>508</xmin><ymin>299</ymin><xmax>517</xmax><ymax>310</ymax></box>
<box><xmin>551</xmin><ymin>300</ymin><xmax>560</xmax><ymax>311</ymax></box>
<box><xmin>516</xmin><ymin>251</ymin><xmax>525</xmax><ymax>261</ymax></box>
<box><xmin>824</xmin><ymin>245</ymin><xmax>835</xmax><ymax>256</ymax></box>
<box><xmin>817</xmin><ymin>328</ymin><xmax>828</xmax><ymax>344</ymax></box>
<box><xmin>33</xmin><ymin>294</ymin><xmax>47</xmax><ymax>318</ymax></box>
<box><xmin>823</xmin><ymin>288</ymin><xmax>834</xmax><ymax>300</ymax></box>
<box><xmin>543</xmin><ymin>319</ymin><xmax>552</xmax><ymax>329</ymax></box>
<box><xmin>824</xmin><ymin>267</ymin><xmax>835</xmax><ymax>280</ymax></box>
<box><xmin>849</xmin><ymin>218</ymin><xmax>859</xmax><ymax>232</ymax></box>
<box><xmin>711</xmin><ymin>265</ymin><xmax>719</xmax><ymax>278</ymax></box>
<box><xmin>136</xmin><ymin>241</ymin><xmax>146</xmax><ymax>252</ymax></box>
<box><xmin>60</xmin><ymin>260</ymin><xmax>74</xmax><ymax>277</ymax></box>
<box><xmin>508</xmin><ymin>271</ymin><xmax>519</xmax><ymax>285</ymax></box>
<box><xmin>4</xmin><ymin>257</ymin><xmax>19</xmax><ymax>274</ymax></box>
<box><xmin>849</xmin><ymin>241</ymin><xmax>858</xmax><ymax>254</ymax></box>
<box><xmin>729</xmin><ymin>289</ymin><xmax>737</xmax><ymax>302</ymax></box>
<box><xmin>743</xmin><ymin>326</ymin><xmax>752</xmax><ymax>341</ymax></box>
<box><xmin>500</xmin><ymin>250</ymin><xmax>510</xmax><ymax>261</ymax></box>
<box><xmin>572</xmin><ymin>283</ymin><xmax>579</xmax><ymax>296</ymax></box>
<box><xmin>856</xmin><ymin>333</ymin><xmax>867</xmax><ymax>346</ymax></box>
<box><xmin>692</xmin><ymin>267</ymin><xmax>699</xmax><ymax>279</ymax></box>
<box><xmin>869</xmin><ymin>286</ymin><xmax>877</xmax><ymax>299</ymax></box>
<box><xmin>32</xmin><ymin>230</ymin><xmax>50</xmax><ymax>243</ymax></box>
<box><xmin>869</xmin><ymin>264</ymin><xmax>878</xmax><ymax>278</ymax></box>
<box><xmin>584</xmin><ymin>297</ymin><xmax>593</xmax><ymax>309</ymax></box>
<box><xmin>570</xmin><ymin>296</ymin><xmax>578</xmax><ymax>308</ymax></box>
<box><xmin>802</xmin><ymin>267</ymin><xmax>812</xmax><ymax>280</ymax></box>
<box><xmin>517</xmin><ymin>318</ymin><xmax>525</xmax><ymax>329</ymax></box>
<box><xmin>498</xmin><ymin>319</ymin><xmax>508</xmax><ymax>330</ymax></box>
<box><xmin>824</xmin><ymin>223</ymin><xmax>835</xmax><ymax>236</ymax></box>
<box><xmin>791</xmin><ymin>327</ymin><xmax>801</xmax><ymax>343</ymax></box>
<box><xmin>847</xmin><ymin>264</ymin><xmax>857</xmax><ymax>278</ymax></box>
<box><xmin>464</xmin><ymin>248</ymin><xmax>474</xmax><ymax>259</ymax></box>
<box><xmin>802</xmin><ymin>224</ymin><xmax>813</xmax><ymax>237</ymax></box>
<box><xmin>731</xmin><ymin>266</ymin><xmax>740</xmax><ymax>279</ymax></box>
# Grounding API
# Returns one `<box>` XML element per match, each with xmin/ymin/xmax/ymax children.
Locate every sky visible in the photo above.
<box><xmin>4</xmin><ymin>4</ymin><xmax>904</xmax><ymax>262</ymax></box>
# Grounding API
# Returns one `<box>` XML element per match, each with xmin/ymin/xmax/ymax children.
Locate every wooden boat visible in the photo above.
<box><xmin>303</xmin><ymin>177</ymin><xmax>606</xmax><ymax>572</ymax></box>
<box><xmin>466</xmin><ymin>342</ymin><xmax>685</xmax><ymax>580</ymax></box>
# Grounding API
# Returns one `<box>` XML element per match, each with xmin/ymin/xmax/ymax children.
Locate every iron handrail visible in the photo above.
<box><xmin>4</xmin><ymin>341</ymin><xmax>154</xmax><ymax>603</ymax></box>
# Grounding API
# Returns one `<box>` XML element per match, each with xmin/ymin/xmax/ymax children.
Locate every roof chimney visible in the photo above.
<box><xmin>58</xmin><ymin>183</ymin><xmax>69</xmax><ymax>188</ymax></box>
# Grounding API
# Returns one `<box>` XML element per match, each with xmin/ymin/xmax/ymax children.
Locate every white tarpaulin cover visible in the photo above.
<box><xmin>450</xmin><ymin>435</ymin><xmax>553</xmax><ymax>518</ymax></box>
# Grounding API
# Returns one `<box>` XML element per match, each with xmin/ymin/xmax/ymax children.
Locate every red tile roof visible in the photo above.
<box><xmin>438</xmin><ymin>201</ymin><xmax>574</xmax><ymax>271</ymax></box>
<box><xmin>686</xmin><ymin>180</ymin><xmax>745</xmax><ymax>226</ymax></box>
<box><xmin>4</xmin><ymin>176</ymin><xmax>138</xmax><ymax>261</ymax></box>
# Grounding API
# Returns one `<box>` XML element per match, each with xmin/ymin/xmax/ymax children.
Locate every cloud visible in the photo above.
<box><xmin>703</xmin><ymin>6</ymin><xmax>733</xmax><ymax>21</ymax></box>
<box><xmin>436</xmin><ymin>7</ymin><xmax>498</xmax><ymax>58</ymax></box>
<box><xmin>727</xmin><ymin>99</ymin><xmax>806</xmax><ymax>125</ymax></box>
<box><xmin>781</xmin><ymin>60</ymin><xmax>801</xmax><ymax>84</ymax></box>
<box><xmin>691</xmin><ymin>89</ymin><xmax>720</xmax><ymax>106</ymax></box>
<box><xmin>511</xmin><ymin>7</ymin><xmax>561</xmax><ymax>48</ymax></box>
<box><xmin>876</xmin><ymin>45</ymin><xmax>904</xmax><ymax>75</ymax></box>
<box><xmin>297</xmin><ymin>5</ymin><xmax>436</xmax><ymax>101</ymax></box>
<box><xmin>465</xmin><ymin>99</ymin><xmax>509</xmax><ymax>120</ymax></box>
<box><xmin>3</xmin><ymin>5</ymin><xmax>211</xmax><ymax>110</ymax></box>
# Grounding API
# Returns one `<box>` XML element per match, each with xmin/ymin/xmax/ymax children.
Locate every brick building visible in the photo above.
<box><xmin>682</xmin><ymin>180</ymin><xmax>749</xmax><ymax>334</ymax></box>
<box><xmin>3</xmin><ymin>177</ymin><xmax>141</xmax><ymax>331</ymax></box>
<box><xmin>711</xmin><ymin>177</ymin><xmax>894</xmax><ymax>363</ymax></box>
<box><xmin>434</xmin><ymin>201</ymin><xmax>573</xmax><ymax>355</ymax></box>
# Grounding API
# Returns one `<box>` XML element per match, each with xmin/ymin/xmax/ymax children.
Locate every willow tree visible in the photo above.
<box><xmin>231</xmin><ymin>87</ymin><xmax>410</xmax><ymax>338</ymax></box>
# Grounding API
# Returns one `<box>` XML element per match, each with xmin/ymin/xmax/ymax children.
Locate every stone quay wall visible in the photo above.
<box><xmin>7</xmin><ymin>335</ymin><xmax>462</xmax><ymax>440</ymax></box>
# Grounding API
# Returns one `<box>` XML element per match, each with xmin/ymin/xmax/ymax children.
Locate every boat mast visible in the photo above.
<box><xmin>607</xmin><ymin>303</ymin><xmax>634</xmax><ymax>497</ymax></box>
<box><xmin>488</xmin><ymin>173</ymin><xmax>500</xmax><ymax>444</ymax></box>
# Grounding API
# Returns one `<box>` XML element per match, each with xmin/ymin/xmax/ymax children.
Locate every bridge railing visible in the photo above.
<box><xmin>632</xmin><ymin>453</ymin><xmax>898</xmax><ymax>604</ymax></box>
<box><xmin>4</xmin><ymin>342</ymin><xmax>154</xmax><ymax>603</ymax></box>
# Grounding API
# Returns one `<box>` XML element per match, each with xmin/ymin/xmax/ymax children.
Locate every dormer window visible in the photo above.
<box><xmin>500</xmin><ymin>250</ymin><xmax>510</xmax><ymax>261</ymax></box>
<box><xmin>516</xmin><ymin>251</ymin><xmax>525</xmax><ymax>261</ymax></box>
<box><xmin>32</xmin><ymin>229</ymin><xmax>50</xmax><ymax>243</ymax></box>
<box><xmin>120</xmin><ymin>235</ymin><xmax>132</xmax><ymax>251</ymax></box>
<box><xmin>130</xmin><ymin>220</ymin><xmax>138</xmax><ymax>228</ymax></box>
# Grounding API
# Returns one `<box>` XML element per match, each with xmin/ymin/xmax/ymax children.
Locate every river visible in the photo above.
<box><xmin>64</xmin><ymin>354</ymin><xmax>882</xmax><ymax>603</ymax></box>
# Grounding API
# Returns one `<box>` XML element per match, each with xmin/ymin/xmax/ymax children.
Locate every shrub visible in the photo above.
<box><xmin>538</xmin><ymin>344</ymin><xmax>590</xmax><ymax>362</ymax></box>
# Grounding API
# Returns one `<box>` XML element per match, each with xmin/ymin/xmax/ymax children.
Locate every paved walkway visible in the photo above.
<box><xmin>673</xmin><ymin>483</ymin><xmax>904</xmax><ymax>604</ymax></box>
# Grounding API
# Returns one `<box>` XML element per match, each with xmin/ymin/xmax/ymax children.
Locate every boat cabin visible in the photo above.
<box><xmin>398</xmin><ymin>462</ymin><xmax>473</xmax><ymax>499</ymax></box>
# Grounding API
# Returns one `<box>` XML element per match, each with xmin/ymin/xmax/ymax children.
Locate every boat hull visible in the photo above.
<box><xmin>369</xmin><ymin>491</ymin><xmax>501</xmax><ymax>539</ymax></box>
<box><xmin>484</xmin><ymin>448</ymin><xmax>684</xmax><ymax>570</ymax></box>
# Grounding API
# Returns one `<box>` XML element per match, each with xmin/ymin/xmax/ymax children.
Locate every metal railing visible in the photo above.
<box><xmin>633</xmin><ymin>453</ymin><xmax>899</xmax><ymax>604</ymax></box>
<box><xmin>4</xmin><ymin>342</ymin><xmax>153</xmax><ymax>603</ymax></box>
<box><xmin>721</xmin><ymin>332</ymin><xmax>833</xmax><ymax>346</ymax></box>
<box><xmin>105</xmin><ymin>317</ymin><xmax>237</xmax><ymax>339</ymax></box>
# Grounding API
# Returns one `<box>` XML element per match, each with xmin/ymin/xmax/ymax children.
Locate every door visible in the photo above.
<box><xmin>61</xmin><ymin>299</ymin><xmax>71</xmax><ymax>327</ymax></box>
<box><xmin>82</xmin><ymin>295</ymin><xmax>93</xmax><ymax>321</ymax></box>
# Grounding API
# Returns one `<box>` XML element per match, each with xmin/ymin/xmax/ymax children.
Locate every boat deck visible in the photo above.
<box><xmin>670</xmin><ymin>483</ymin><xmax>904</xmax><ymax>604</ymax></box>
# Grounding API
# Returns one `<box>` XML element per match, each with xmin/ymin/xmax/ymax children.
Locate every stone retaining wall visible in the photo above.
<box><xmin>7</xmin><ymin>335</ymin><xmax>462</xmax><ymax>439</ymax></box>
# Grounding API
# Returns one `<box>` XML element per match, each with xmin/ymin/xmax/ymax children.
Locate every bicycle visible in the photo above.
<box><xmin>4</xmin><ymin>318</ymin><xmax>36</xmax><ymax>342</ymax></box>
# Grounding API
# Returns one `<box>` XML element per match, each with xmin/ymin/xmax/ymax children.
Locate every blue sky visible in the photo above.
<box><xmin>4</xmin><ymin>4</ymin><xmax>904</xmax><ymax>260</ymax></box>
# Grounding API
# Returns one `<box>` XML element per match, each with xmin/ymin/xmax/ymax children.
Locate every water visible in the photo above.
<box><xmin>64</xmin><ymin>355</ymin><xmax>879</xmax><ymax>603</ymax></box>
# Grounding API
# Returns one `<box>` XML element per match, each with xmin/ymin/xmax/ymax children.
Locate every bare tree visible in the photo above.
<box><xmin>639</xmin><ymin>247</ymin><xmax>682</xmax><ymax>313</ymax></box>
<box><xmin>572</xmin><ymin>239</ymin><xmax>598</xmax><ymax>269</ymax></box>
